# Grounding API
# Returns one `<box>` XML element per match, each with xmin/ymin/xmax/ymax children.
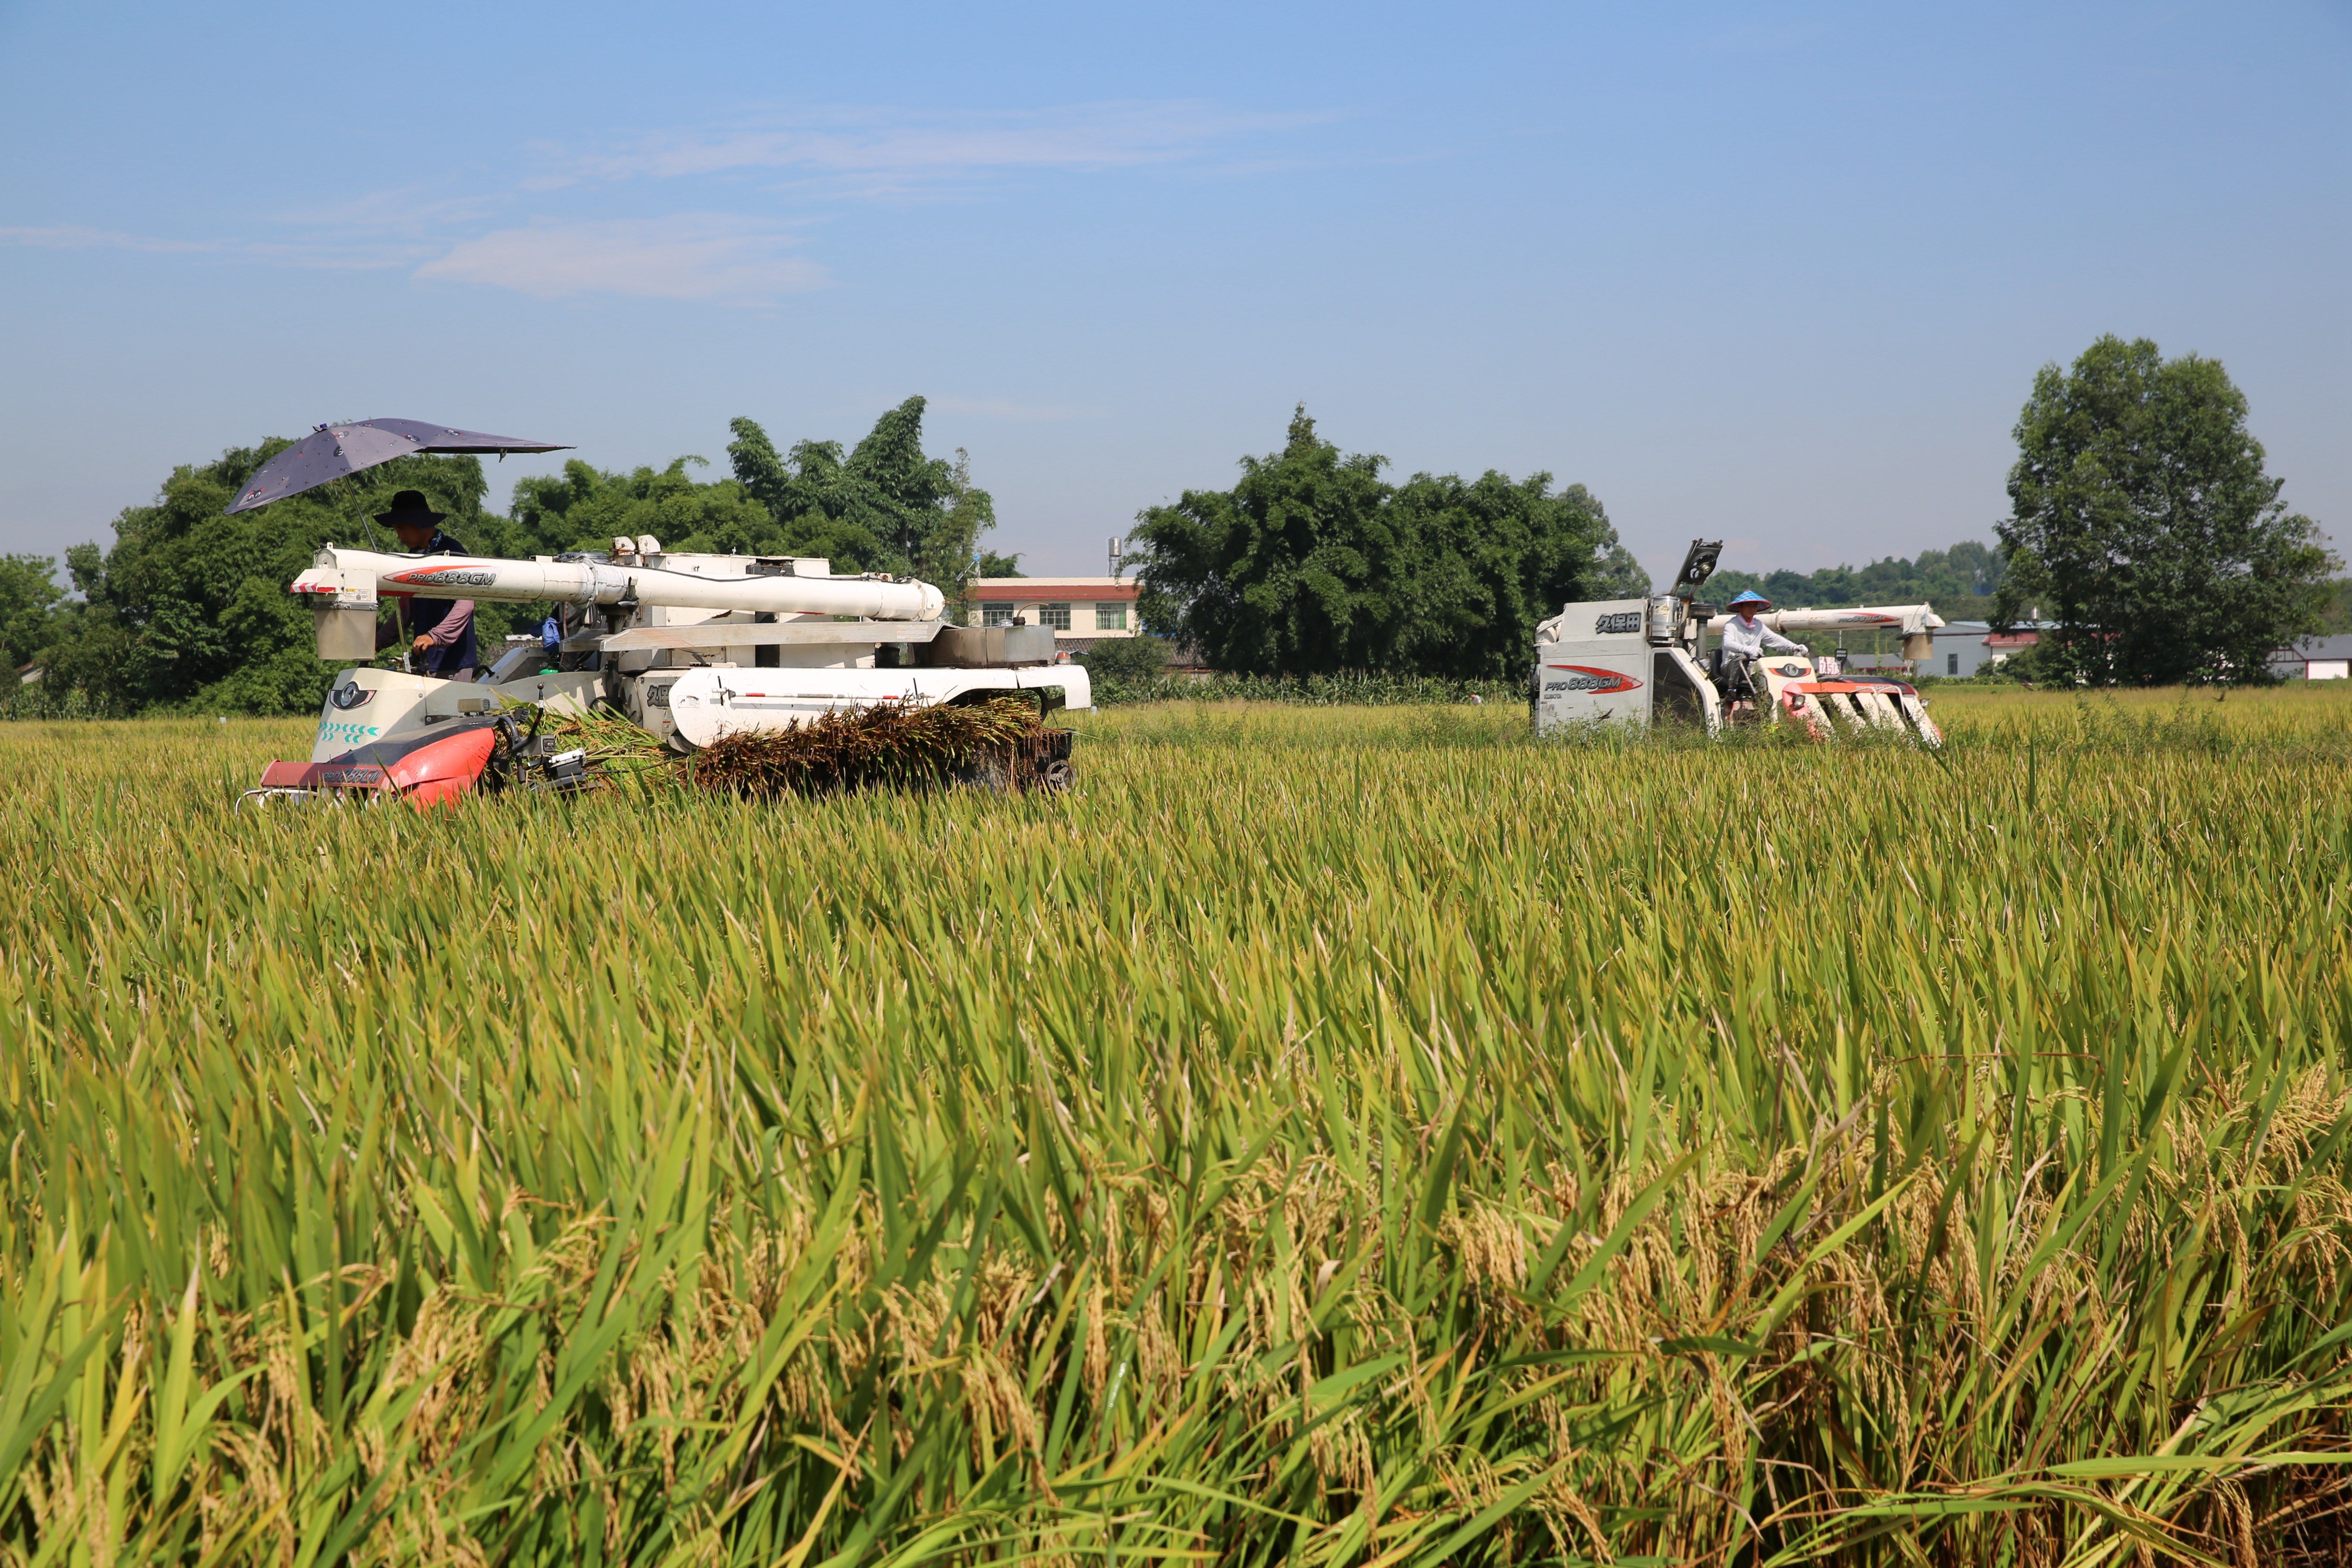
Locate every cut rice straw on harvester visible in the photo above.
<box><xmin>537</xmin><ymin>694</ymin><xmax>1054</xmax><ymax>798</ymax></box>
<box><xmin>692</xmin><ymin>695</ymin><xmax>1051</xmax><ymax>796</ymax></box>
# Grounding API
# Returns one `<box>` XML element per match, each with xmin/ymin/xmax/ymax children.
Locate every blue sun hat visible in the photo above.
<box><xmin>1728</xmin><ymin>589</ymin><xmax>1772</xmax><ymax>609</ymax></box>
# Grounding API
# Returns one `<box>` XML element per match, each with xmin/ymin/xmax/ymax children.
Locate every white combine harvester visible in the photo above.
<box><xmin>254</xmin><ymin>535</ymin><xmax>1085</xmax><ymax>805</ymax></box>
<box><xmin>212</xmin><ymin>417</ymin><xmax>1090</xmax><ymax>805</ymax></box>
<box><xmin>1532</xmin><ymin>539</ymin><xmax>1943</xmax><ymax>744</ymax></box>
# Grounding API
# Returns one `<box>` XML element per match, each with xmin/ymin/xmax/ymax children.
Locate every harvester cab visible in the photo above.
<box><xmin>1531</xmin><ymin>537</ymin><xmax>1943</xmax><ymax>745</ymax></box>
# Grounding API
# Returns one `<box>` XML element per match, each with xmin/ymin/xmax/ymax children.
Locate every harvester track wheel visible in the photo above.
<box><xmin>1040</xmin><ymin>758</ymin><xmax>1076</xmax><ymax>792</ymax></box>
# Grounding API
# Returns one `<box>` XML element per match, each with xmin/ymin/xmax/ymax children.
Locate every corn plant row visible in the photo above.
<box><xmin>2</xmin><ymin>693</ymin><xmax>2352</xmax><ymax>1565</ymax></box>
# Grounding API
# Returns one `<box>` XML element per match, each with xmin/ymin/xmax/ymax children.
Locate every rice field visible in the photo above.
<box><xmin>6</xmin><ymin>685</ymin><xmax>2352</xmax><ymax>1565</ymax></box>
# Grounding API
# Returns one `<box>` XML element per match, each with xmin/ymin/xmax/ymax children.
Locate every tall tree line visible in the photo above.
<box><xmin>8</xmin><ymin>346</ymin><xmax>2332</xmax><ymax>711</ymax></box>
<box><xmin>1708</xmin><ymin>542</ymin><xmax>2007</xmax><ymax>621</ymax></box>
<box><xmin>1129</xmin><ymin>407</ymin><xmax>1647</xmax><ymax>679</ymax></box>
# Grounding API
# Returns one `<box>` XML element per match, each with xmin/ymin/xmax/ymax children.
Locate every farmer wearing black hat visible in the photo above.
<box><xmin>375</xmin><ymin>490</ymin><xmax>480</xmax><ymax>680</ymax></box>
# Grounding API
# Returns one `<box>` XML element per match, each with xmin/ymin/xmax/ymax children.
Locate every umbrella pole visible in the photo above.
<box><xmin>336</xmin><ymin>477</ymin><xmax>388</xmax><ymax>554</ymax></box>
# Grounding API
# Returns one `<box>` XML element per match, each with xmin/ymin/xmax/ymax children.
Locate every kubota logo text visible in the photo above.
<box><xmin>1544</xmin><ymin>664</ymin><xmax>1642</xmax><ymax>695</ymax></box>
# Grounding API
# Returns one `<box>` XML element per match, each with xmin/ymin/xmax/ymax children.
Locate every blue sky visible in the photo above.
<box><xmin>2</xmin><ymin>1</ymin><xmax>2346</xmax><ymax>584</ymax></box>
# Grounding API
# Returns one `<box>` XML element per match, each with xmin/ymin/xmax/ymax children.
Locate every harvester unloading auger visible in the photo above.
<box><xmin>236</xmin><ymin>421</ymin><xmax>1084</xmax><ymax>808</ymax></box>
<box><xmin>1532</xmin><ymin>539</ymin><xmax>1944</xmax><ymax>744</ymax></box>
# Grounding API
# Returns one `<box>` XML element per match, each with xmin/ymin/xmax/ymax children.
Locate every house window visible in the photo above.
<box><xmin>1095</xmin><ymin>602</ymin><xmax>1128</xmax><ymax>631</ymax></box>
<box><xmin>1947</xmin><ymin>653</ymin><xmax>1959</xmax><ymax>676</ymax></box>
<box><xmin>1039</xmin><ymin>603</ymin><xmax>1072</xmax><ymax>630</ymax></box>
<box><xmin>981</xmin><ymin>602</ymin><xmax>1013</xmax><ymax>628</ymax></box>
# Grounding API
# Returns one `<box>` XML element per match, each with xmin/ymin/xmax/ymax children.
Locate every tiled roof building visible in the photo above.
<box><xmin>965</xmin><ymin>578</ymin><xmax>1140</xmax><ymax>650</ymax></box>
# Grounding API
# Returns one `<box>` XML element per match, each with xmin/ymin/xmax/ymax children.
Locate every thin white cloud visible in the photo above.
<box><xmin>270</xmin><ymin>185</ymin><xmax>511</xmax><ymax>235</ymax></box>
<box><xmin>8</xmin><ymin>100</ymin><xmax>1321</xmax><ymax>307</ymax></box>
<box><xmin>0</xmin><ymin>223</ymin><xmax>220</xmax><ymax>254</ymax></box>
<box><xmin>414</xmin><ymin>215</ymin><xmax>825</xmax><ymax>305</ymax></box>
<box><xmin>535</xmin><ymin>101</ymin><xmax>1330</xmax><ymax>192</ymax></box>
<box><xmin>0</xmin><ymin>223</ymin><xmax>418</xmax><ymax>270</ymax></box>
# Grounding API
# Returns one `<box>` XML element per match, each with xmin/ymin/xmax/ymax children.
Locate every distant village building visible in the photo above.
<box><xmin>966</xmin><ymin>577</ymin><xmax>1140</xmax><ymax>656</ymax></box>
<box><xmin>1895</xmin><ymin>621</ymin><xmax>2054</xmax><ymax>678</ymax></box>
<box><xmin>1915</xmin><ymin>620</ymin><xmax>1995</xmax><ymax>677</ymax></box>
<box><xmin>1982</xmin><ymin>627</ymin><xmax>2046</xmax><ymax>668</ymax></box>
<box><xmin>1833</xmin><ymin>620</ymin><xmax>2009</xmax><ymax>678</ymax></box>
<box><xmin>2269</xmin><ymin>634</ymin><xmax>2352</xmax><ymax>681</ymax></box>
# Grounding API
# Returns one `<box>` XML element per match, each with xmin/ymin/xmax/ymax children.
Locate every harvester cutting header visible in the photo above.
<box><xmin>237</xmin><ymin>418</ymin><xmax>1085</xmax><ymax>807</ymax></box>
<box><xmin>1532</xmin><ymin>539</ymin><xmax>1943</xmax><ymax>744</ymax></box>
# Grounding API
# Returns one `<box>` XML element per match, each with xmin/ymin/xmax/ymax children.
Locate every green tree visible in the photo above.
<box><xmin>727</xmin><ymin>423</ymin><xmax>886</xmax><ymax>572</ymax></box>
<box><xmin>727</xmin><ymin>397</ymin><xmax>1004</xmax><ymax>588</ymax></box>
<box><xmin>1588</xmin><ymin>532</ymin><xmax>1651</xmax><ymax>599</ymax></box>
<box><xmin>1129</xmin><ymin>407</ymin><xmax>1396</xmax><ymax>675</ymax></box>
<box><xmin>1709</xmin><ymin>541</ymin><xmax>2006</xmax><ymax>621</ymax></box>
<box><xmin>1129</xmin><ymin>407</ymin><xmax>1624</xmax><ymax>677</ymax></box>
<box><xmin>1996</xmin><ymin>335</ymin><xmax>2334</xmax><ymax>685</ymax></box>
<box><xmin>929</xmin><ymin>448</ymin><xmax>999</xmax><ymax>595</ymax></box>
<box><xmin>1074</xmin><ymin>634</ymin><xmax>1171</xmax><ymax>684</ymax></box>
<box><xmin>1907</xmin><ymin>541</ymin><xmax>2006</xmax><ymax>598</ymax></box>
<box><xmin>2318</xmin><ymin>579</ymin><xmax>2352</xmax><ymax>635</ymax></box>
<box><xmin>0</xmin><ymin>556</ymin><xmax>65</xmax><ymax>671</ymax></box>
<box><xmin>506</xmin><ymin>457</ymin><xmax>779</xmax><ymax>558</ymax></box>
<box><xmin>1383</xmin><ymin>472</ymin><xmax>1622</xmax><ymax>678</ymax></box>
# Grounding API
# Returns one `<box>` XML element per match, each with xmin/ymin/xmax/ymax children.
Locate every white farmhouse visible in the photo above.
<box><xmin>967</xmin><ymin>577</ymin><xmax>1141</xmax><ymax>656</ymax></box>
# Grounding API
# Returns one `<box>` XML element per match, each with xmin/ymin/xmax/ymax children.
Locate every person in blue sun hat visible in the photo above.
<box><xmin>1720</xmin><ymin>590</ymin><xmax>1804</xmax><ymax>662</ymax></box>
<box><xmin>1717</xmin><ymin>589</ymin><xmax>1804</xmax><ymax>720</ymax></box>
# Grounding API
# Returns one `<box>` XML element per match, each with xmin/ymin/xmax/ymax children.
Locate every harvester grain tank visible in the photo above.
<box><xmin>1531</xmin><ymin>539</ymin><xmax>1943</xmax><ymax>744</ymax></box>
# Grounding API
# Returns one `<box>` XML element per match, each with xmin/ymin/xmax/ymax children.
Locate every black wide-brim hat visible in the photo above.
<box><xmin>375</xmin><ymin>489</ymin><xmax>447</xmax><ymax>528</ymax></box>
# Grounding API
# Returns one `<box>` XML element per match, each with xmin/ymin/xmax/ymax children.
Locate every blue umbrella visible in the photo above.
<box><xmin>224</xmin><ymin>419</ymin><xmax>570</xmax><ymax>515</ymax></box>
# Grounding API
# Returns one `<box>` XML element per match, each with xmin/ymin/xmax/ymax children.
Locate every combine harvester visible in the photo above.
<box><xmin>235</xmin><ymin>418</ymin><xmax>1084</xmax><ymax>807</ymax></box>
<box><xmin>1532</xmin><ymin>540</ymin><xmax>1943</xmax><ymax>745</ymax></box>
